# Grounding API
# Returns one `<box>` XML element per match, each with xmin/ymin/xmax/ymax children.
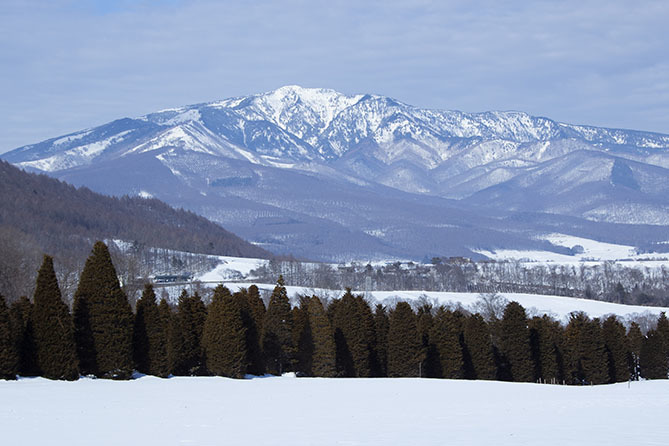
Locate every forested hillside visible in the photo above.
<box><xmin>0</xmin><ymin>161</ymin><xmax>271</xmax><ymax>299</ymax></box>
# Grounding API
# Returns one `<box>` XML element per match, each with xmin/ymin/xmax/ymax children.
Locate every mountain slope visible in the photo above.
<box><xmin>0</xmin><ymin>160</ymin><xmax>271</xmax><ymax>259</ymax></box>
<box><xmin>4</xmin><ymin>85</ymin><xmax>669</xmax><ymax>260</ymax></box>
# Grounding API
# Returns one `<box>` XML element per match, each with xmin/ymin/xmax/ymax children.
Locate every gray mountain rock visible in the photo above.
<box><xmin>4</xmin><ymin>85</ymin><xmax>669</xmax><ymax>260</ymax></box>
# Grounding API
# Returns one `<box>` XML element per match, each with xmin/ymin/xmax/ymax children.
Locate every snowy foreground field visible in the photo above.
<box><xmin>2</xmin><ymin>376</ymin><xmax>668</xmax><ymax>446</ymax></box>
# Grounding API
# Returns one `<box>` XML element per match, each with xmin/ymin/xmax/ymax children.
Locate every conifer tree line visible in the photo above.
<box><xmin>2</xmin><ymin>241</ymin><xmax>669</xmax><ymax>383</ymax></box>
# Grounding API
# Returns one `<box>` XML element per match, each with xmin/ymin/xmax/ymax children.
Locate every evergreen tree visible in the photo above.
<box><xmin>357</xmin><ymin>295</ymin><xmax>377</xmax><ymax>377</ymax></box>
<box><xmin>292</xmin><ymin>297</ymin><xmax>313</xmax><ymax>376</ymax></box>
<box><xmin>247</xmin><ymin>285</ymin><xmax>265</xmax><ymax>334</ymax></box>
<box><xmin>154</xmin><ymin>298</ymin><xmax>171</xmax><ymax>377</ymax></box>
<box><xmin>9</xmin><ymin>297</ymin><xmax>39</xmax><ymax>376</ymax></box>
<box><xmin>627</xmin><ymin>322</ymin><xmax>643</xmax><ymax>380</ymax></box>
<box><xmin>528</xmin><ymin>315</ymin><xmax>564</xmax><ymax>384</ymax></box>
<box><xmin>499</xmin><ymin>301</ymin><xmax>533</xmax><ymax>382</ymax></box>
<box><xmin>31</xmin><ymin>255</ymin><xmax>78</xmax><ymax>380</ymax></box>
<box><xmin>430</xmin><ymin>307</ymin><xmax>465</xmax><ymax>379</ymax></box>
<box><xmin>331</xmin><ymin>289</ymin><xmax>376</xmax><ymax>377</ymax></box>
<box><xmin>387</xmin><ymin>302</ymin><xmax>420</xmax><ymax>377</ymax></box>
<box><xmin>655</xmin><ymin>312</ymin><xmax>669</xmax><ymax>372</ymax></box>
<box><xmin>72</xmin><ymin>241</ymin><xmax>133</xmax><ymax>379</ymax></box>
<box><xmin>372</xmin><ymin>304</ymin><xmax>389</xmax><ymax>377</ymax></box>
<box><xmin>308</xmin><ymin>296</ymin><xmax>336</xmax><ymax>377</ymax></box>
<box><xmin>243</xmin><ymin>285</ymin><xmax>265</xmax><ymax>375</ymax></box>
<box><xmin>583</xmin><ymin>318</ymin><xmax>609</xmax><ymax>384</ymax></box>
<box><xmin>564</xmin><ymin>313</ymin><xmax>609</xmax><ymax>384</ymax></box>
<box><xmin>601</xmin><ymin>315</ymin><xmax>630</xmax><ymax>383</ymax></box>
<box><xmin>463</xmin><ymin>313</ymin><xmax>496</xmax><ymax>380</ymax></box>
<box><xmin>261</xmin><ymin>276</ymin><xmax>294</xmax><ymax>375</ymax></box>
<box><xmin>133</xmin><ymin>283</ymin><xmax>154</xmax><ymax>374</ymax></box>
<box><xmin>203</xmin><ymin>285</ymin><xmax>247</xmax><ymax>378</ymax></box>
<box><xmin>133</xmin><ymin>284</ymin><xmax>169</xmax><ymax>377</ymax></box>
<box><xmin>169</xmin><ymin>289</ymin><xmax>207</xmax><ymax>376</ymax></box>
<box><xmin>640</xmin><ymin>330</ymin><xmax>668</xmax><ymax>379</ymax></box>
<box><xmin>416</xmin><ymin>303</ymin><xmax>434</xmax><ymax>378</ymax></box>
<box><xmin>0</xmin><ymin>294</ymin><xmax>18</xmax><ymax>379</ymax></box>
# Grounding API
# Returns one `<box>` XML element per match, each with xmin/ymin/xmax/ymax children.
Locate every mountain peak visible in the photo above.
<box><xmin>229</xmin><ymin>86</ymin><xmax>366</xmax><ymax>143</ymax></box>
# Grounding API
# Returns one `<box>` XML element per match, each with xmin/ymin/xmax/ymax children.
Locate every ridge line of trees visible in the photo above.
<box><xmin>2</xmin><ymin>241</ymin><xmax>669</xmax><ymax>383</ymax></box>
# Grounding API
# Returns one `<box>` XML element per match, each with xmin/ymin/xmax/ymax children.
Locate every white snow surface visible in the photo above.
<box><xmin>1</xmin><ymin>376</ymin><xmax>668</xmax><ymax>445</ymax></box>
<box><xmin>197</xmin><ymin>256</ymin><xmax>266</xmax><ymax>281</ymax></box>
<box><xmin>17</xmin><ymin>130</ymin><xmax>132</xmax><ymax>171</ymax></box>
<box><xmin>476</xmin><ymin>233</ymin><xmax>669</xmax><ymax>263</ymax></box>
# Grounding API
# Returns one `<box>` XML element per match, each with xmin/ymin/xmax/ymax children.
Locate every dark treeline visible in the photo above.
<box><xmin>0</xmin><ymin>160</ymin><xmax>270</xmax><ymax>260</ymax></box>
<box><xmin>252</xmin><ymin>257</ymin><xmax>669</xmax><ymax>306</ymax></box>
<box><xmin>0</xmin><ymin>160</ymin><xmax>271</xmax><ymax>301</ymax></box>
<box><xmin>3</xmin><ymin>241</ymin><xmax>669</xmax><ymax>383</ymax></box>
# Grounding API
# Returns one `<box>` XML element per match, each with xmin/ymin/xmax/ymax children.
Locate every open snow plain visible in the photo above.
<box><xmin>2</xmin><ymin>375</ymin><xmax>668</xmax><ymax>445</ymax></box>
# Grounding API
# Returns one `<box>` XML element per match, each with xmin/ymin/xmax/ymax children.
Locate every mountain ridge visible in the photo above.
<box><xmin>4</xmin><ymin>85</ymin><xmax>669</xmax><ymax>260</ymax></box>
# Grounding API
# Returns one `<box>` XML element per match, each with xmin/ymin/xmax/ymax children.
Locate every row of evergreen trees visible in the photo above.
<box><xmin>2</xmin><ymin>241</ymin><xmax>669</xmax><ymax>383</ymax></box>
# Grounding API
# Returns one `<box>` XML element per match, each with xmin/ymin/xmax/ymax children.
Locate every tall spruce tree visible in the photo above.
<box><xmin>499</xmin><ymin>301</ymin><xmax>533</xmax><ymax>382</ymax></box>
<box><xmin>602</xmin><ymin>315</ymin><xmax>630</xmax><ymax>383</ymax></box>
<box><xmin>32</xmin><ymin>255</ymin><xmax>78</xmax><ymax>380</ymax></box>
<box><xmin>72</xmin><ymin>241</ymin><xmax>134</xmax><ymax>379</ymax></box>
<box><xmin>463</xmin><ymin>313</ymin><xmax>496</xmax><ymax>380</ymax></box>
<box><xmin>203</xmin><ymin>285</ymin><xmax>247</xmax><ymax>378</ymax></box>
<box><xmin>528</xmin><ymin>315</ymin><xmax>564</xmax><ymax>384</ymax></box>
<box><xmin>430</xmin><ymin>307</ymin><xmax>465</xmax><ymax>379</ymax></box>
<box><xmin>627</xmin><ymin>322</ymin><xmax>643</xmax><ymax>380</ymax></box>
<box><xmin>655</xmin><ymin>312</ymin><xmax>669</xmax><ymax>372</ymax></box>
<box><xmin>358</xmin><ymin>296</ymin><xmax>378</xmax><ymax>377</ymax></box>
<box><xmin>133</xmin><ymin>284</ymin><xmax>169</xmax><ymax>376</ymax></box>
<box><xmin>640</xmin><ymin>330</ymin><xmax>667</xmax><ymax>379</ymax></box>
<box><xmin>308</xmin><ymin>296</ymin><xmax>336</xmax><ymax>377</ymax></box>
<box><xmin>292</xmin><ymin>297</ymin><xmax>313</xmax><ymax>376</ymax></box>
<box><xmin>133</xmin><ymin>283</ymin><xmax>154</xmax><ymax>374</ymax></box>
<box><xmin>154</xmin><ymin>298</ymin><xmax>171</xmax><ymax>377</ymax></box>
<box><xmin>564</xmin><ymin>312</ymin><xmax>609</xmax><ymax>384</ymax></box>
<box><xmin>239</xmin><ymin>287</ymin><xmax>265</xmax><ymax>376</ymax></box>
<box><xmin>9</xmin><ymin>296</ymin><xmax>39</xmax><ymax>376</ymax></box>
<box><xmin>416</xmin><ymin>304</ymin><xmax>434</xmax><ymax>378</ymax></box>
<box><xmin>0</xmin><ymin>294</ymin><xmax>18</xmax><ymax>379</ymax></box>
<box><xmin>582</xmin><ymin>317</ymin><xmax>609</xmax><ymax>384</ymax></box>
<box><xmin>169</xmin><ymin>289</ymin><xmax>207</xmax><ymax>376</ymax></box>
<box><xmin>373</xmin><ymin>304</ymin><xmax>389</xmax><ymax>377</ymax></box>
<box><xmin>262</xmin><ymin>276</ymin><xmax>294</xmax><ymax>375</ymax></box>
<box><xmin>387</xmin><ymin>302</ymin><xmax>420</xmax><ymax>377</ymax></box>
<box><xmin>247</xmin><ymin>285</ymin><xmax>265</xmax><ymax>330</ymax></box>
<box><xmin>331</xmin><ymin>289</ymin><xmax>376</xmax><ymax>377</ymax></box>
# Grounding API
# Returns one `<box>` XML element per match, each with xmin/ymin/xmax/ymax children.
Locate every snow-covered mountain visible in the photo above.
<box><xmin>4</xmin><ymin>85</ymin><xmax>669</xmax><ymax>260</ymax></box>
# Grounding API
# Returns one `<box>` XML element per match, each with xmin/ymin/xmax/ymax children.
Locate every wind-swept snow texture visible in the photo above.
<box><xmin>4</xmin><ymin>86</ymin><xmax>669</xmax><ymax>260</ymax></box>
<box><xmin>1</xmin><ymin>376</ymin><xmax>667</xmax><ymax>445</ymax></box>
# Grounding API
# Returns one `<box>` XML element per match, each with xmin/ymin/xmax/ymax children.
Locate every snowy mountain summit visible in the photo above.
<box><xmin>4</xmin><ymin>86</ymin><xmax>669</xmax><ymax>260</ymax></box>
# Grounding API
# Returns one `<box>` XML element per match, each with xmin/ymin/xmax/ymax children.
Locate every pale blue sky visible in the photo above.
<box><xmin>2</xmin><ymin>0</ymin><xmax>668</xmax><ymax>152</ymax></box>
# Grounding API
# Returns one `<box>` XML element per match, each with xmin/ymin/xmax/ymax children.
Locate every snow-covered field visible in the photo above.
<box><xmin>197</xmin><ymin>255</ymin><xmax>267</xmax><ymax>281</ymax></box>
<box><xmin>2</xmin><ymin>375</ymin><xmax>668</xmax><ymax>445</ymax></box>
<box><xmin>197</xmin><ymin>234</ymin><xmax>669</xmax><ymax>287</ymax></box>
<box><xmin>173</xmin><ymin>236</ymin><xmax>669</xmax><ymax>323</ymax></box>
<box><xmin>476</xmin><ymin>232</ymin><xmax>669</xmax><ymax>264</ymax></box>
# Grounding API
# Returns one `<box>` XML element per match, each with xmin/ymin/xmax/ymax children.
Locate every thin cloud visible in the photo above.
<box><xmin>1</xmin><ymin>0</ymin><xmax>668</xmax><ymax>152</ymax></box>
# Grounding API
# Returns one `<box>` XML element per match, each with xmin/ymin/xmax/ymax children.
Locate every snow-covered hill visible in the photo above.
<box><xmin>2</xmin><ymin>376</ymin><xmax>668</xmax><ymax>446</ymax></box>
<box><xmin>4</xmin><ymin>86</ymin><xmax>669</xmax><ymax>260</ymax></box>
